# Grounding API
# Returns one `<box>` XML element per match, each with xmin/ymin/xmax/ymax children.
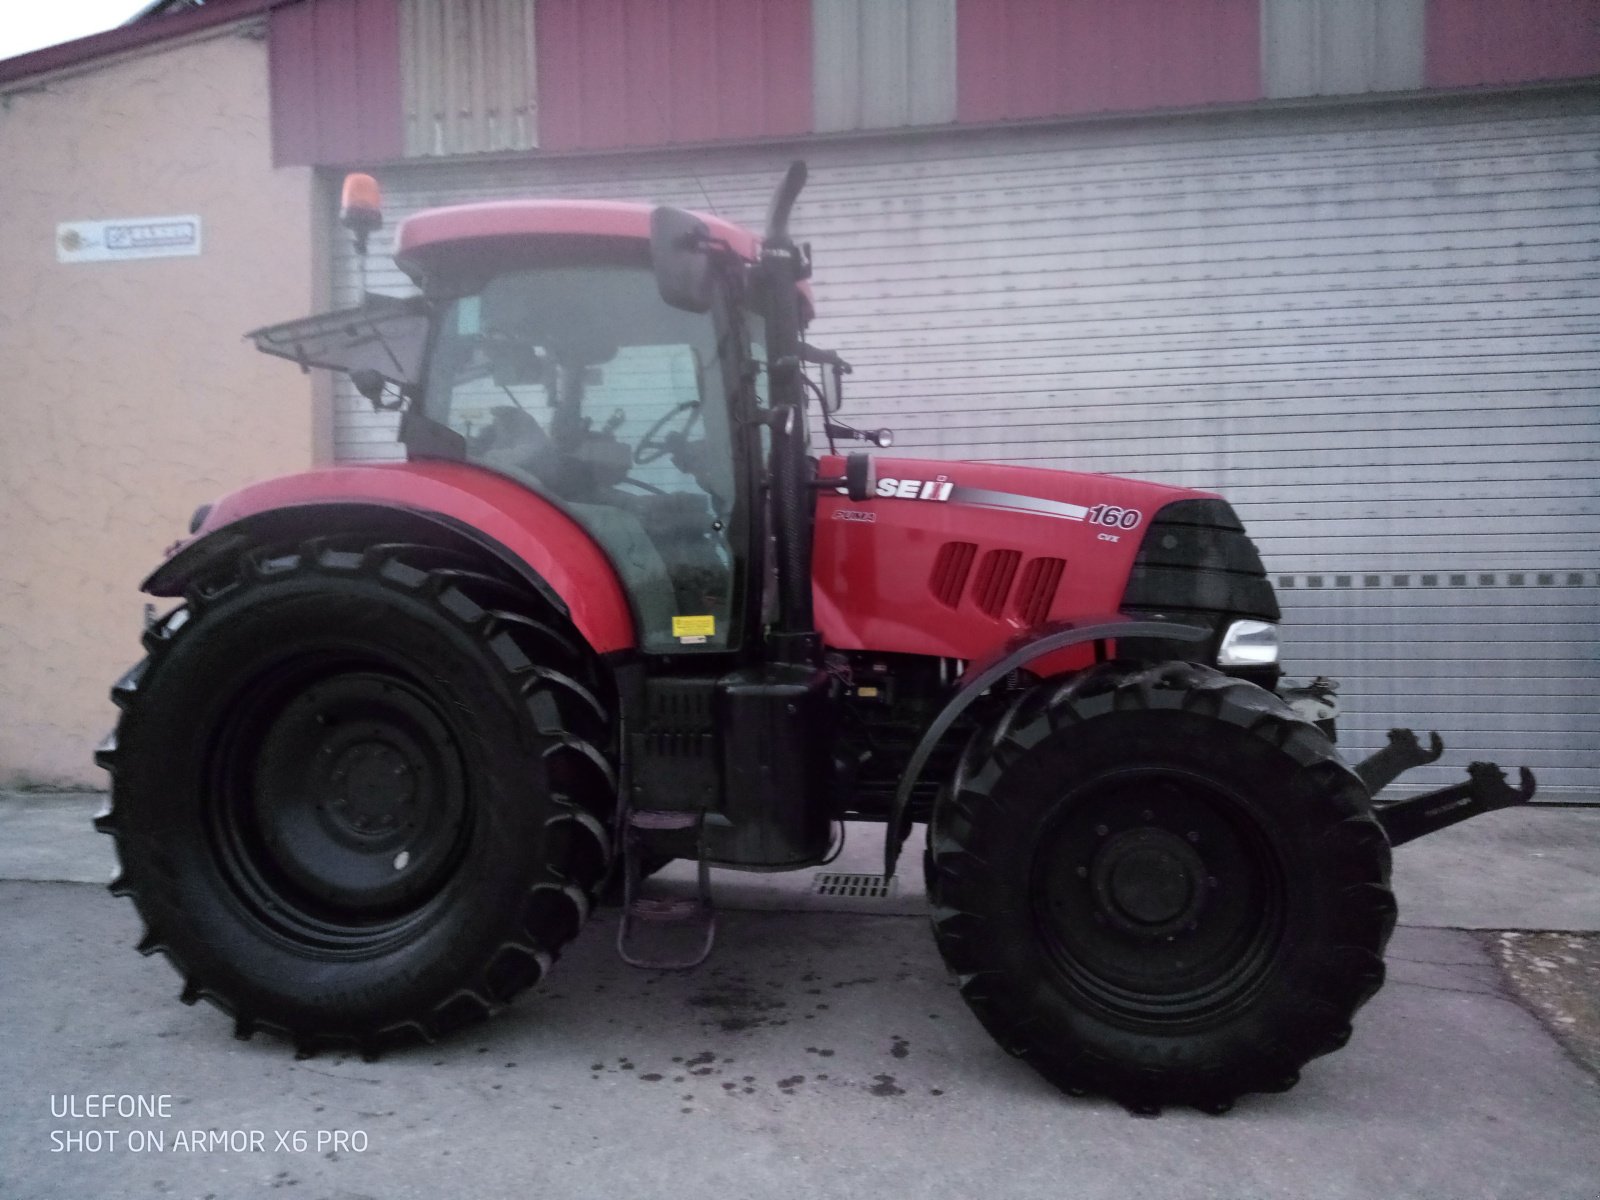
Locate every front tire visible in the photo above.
<box><xmin>95</xmin><ymin>542</ymin><xmax>617</xmax><ymax>1056</ymax></box>
<box><xmin>927</xmin><ymin>662</ymin><xmax>1395</xmax><ymax>1112</ymax></box>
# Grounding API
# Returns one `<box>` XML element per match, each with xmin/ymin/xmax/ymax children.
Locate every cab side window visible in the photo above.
<box><xmin>426</xmin><ymin>265</ymin><xmax>741</xmax><ymax>653</ymax></box>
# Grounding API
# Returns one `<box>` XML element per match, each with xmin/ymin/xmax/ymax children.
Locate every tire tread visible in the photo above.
<box><xmin>928</xmin><ymin>660</ymin><xmax>1395</xmax><ymax>1113</ymax></box>
<box><xmin>96</xmin><ymin>539</ymin><xmax>618</xmax><ymax>1056</ymax></box>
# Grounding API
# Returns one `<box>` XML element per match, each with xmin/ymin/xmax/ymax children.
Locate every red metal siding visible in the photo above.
<box><xmin>956</xmin><ymin>0</ymin><xmax>1260</xmax><ymax>124</ymax></box>
<box><xmin>1426</xmin><ymin>0</ymin><xmax>1600</xmax><ymax>88</ymax></box>
<box><xmin>270</xmin><ymin>0</ymin><xmax>403</xmax><ymax>167</ymax></box>
<box><xmin>536</xmin><ymin>0</ymin><xmax>812</xmax><ymax>151</ymax></box>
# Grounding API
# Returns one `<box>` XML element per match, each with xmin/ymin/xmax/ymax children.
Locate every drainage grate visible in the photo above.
<box><xmin>812</xmin><ymin>872</ymin><xmax>896</xmax><ymax>899</ymax></box>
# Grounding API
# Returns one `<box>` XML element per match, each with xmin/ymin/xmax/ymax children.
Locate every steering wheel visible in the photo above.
<box><xmin>634</xmin><ymin>402</ymin><xmax>703</xmax><ymax>465</ymax></box>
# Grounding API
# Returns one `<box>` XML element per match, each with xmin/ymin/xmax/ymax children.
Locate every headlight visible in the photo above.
<box><xmin>1218</xmin><ymin>619</ymin><xmax>1280</xmax><ymax>667</ymax></box>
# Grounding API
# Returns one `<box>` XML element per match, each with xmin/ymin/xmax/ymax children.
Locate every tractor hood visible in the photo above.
<box><xmin>812</xmin><ymin>454</ymin><xmax>1270</xmax><ymax>664</ymax></box>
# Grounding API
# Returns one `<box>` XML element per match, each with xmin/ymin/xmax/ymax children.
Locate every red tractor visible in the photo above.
<box><xmin>96</xmin><ymin>163</ymin><xmax>1534</xmax><ymax>1113</ymax></box>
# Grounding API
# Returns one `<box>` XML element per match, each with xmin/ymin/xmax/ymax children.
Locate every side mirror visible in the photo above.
<box><xmin>800</xmin><ymin>343</ymin><xmax>851</xmax><ymax>413</ymax></box>
<box><xmin>650</xmin><ymin>206</ymin><xmax>713</xmax><ymax>313</ymax></box>
<box><xmin>820</xmin><ymin>365</ymin><xmax>843</xmax><ymax>414</ymax></box>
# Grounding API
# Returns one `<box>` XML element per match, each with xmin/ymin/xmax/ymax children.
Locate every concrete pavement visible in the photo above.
<box><xmin>2</xmin><ymin>792</ymin><xmax>1597</xmax><ymax>1200</ymax></box>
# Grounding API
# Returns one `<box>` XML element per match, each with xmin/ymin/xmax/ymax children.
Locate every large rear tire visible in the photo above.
<box><xmin>95</xmin><ymin>542</ymin><xmax>617</xmax><ymax>1056</ymax></box>
<box><xmin>927</xmin><ymin>661</ymin><xmax>1395</xmax><ymax>1112</ymax></box>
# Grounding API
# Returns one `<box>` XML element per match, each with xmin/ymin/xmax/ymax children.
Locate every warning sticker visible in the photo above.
<box><xmin>672</xmin><ymin>614</ymin><xmax>716</xmax><ymax>639</ymax></box>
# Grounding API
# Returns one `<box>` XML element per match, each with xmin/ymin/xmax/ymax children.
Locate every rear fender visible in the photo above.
<box><xmin>144</xmin><ymin>463</ymin><xmax>636</xmax><ymax>654</ymax></box>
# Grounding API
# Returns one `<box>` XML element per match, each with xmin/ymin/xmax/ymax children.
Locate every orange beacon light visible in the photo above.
<box><xmin>339</xmin><ymin>173</ymin><xmax>383</xmax><ymax>254</ymax></box>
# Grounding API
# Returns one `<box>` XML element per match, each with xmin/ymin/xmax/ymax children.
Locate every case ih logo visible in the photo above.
<box><xmin>860</xmin><ymin>478</ymin><xmax>1145</xmax><ymax>531</ymax></box>
<box><xmin>875</xmin><ymin>477</ymin><xmax>954</xmax><ymax>501</ymax></box>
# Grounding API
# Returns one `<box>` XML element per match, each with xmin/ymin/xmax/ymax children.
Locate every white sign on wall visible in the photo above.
<box><xmin>56</xmin><ymin>215</ymin><xmax>202</xmax><ymax>263</ymax></box>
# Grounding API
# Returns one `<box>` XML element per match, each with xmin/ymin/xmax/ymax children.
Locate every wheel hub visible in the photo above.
<box><xmin>1091</xmin><ymin>828</ymin><xmax>1208</xmax><ymax>938</ymax></box>
<box><xmin>1031</xmin><ymin>768</ymin><xmax>1286</xmax><ymax>1022</ymax></box>
<box><xmin>326</xmin><ymin>740</ymin><xmax>415</xmax><ymax>837</ymax></box>
<box><xmin>227</xmin><ymin>671</ymin><xmax>469</xmax><ymax>923</ymax></box>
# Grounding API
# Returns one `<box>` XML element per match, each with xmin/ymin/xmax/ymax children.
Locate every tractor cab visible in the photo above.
<box><xmin>414</xmin><ymin>240</ymin><xmax>753</xmax><ymax>654</ymax></box>
<box><xmin>253</xmin><ymin>194</ymin><xmax>792</xmax><ymax>657</ymax></box>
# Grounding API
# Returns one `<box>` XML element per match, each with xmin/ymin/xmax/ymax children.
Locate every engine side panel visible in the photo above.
<box><xmin>150</xmin><ymin>461</ymin><xmax>637</xmax><ymax>654</ymax></box>
<box><xmin>812</xmin><ymin>455</ymin><xmax>1217</xmax><ymax>661</ymax></box>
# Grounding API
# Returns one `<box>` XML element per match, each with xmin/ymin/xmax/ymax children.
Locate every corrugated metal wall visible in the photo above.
<box><xmin>1426</xmin><ymin>0</ymin><xmax>1600</xmax><ymax>88</ymax></box>
<box><xmin>1263</xmin><ymin>0</ymin><xmax>1425</xmax><ymax>98</ymax></box>
<box><xmin>813</xmin><ymin>0</ymin><xmax>956</xmax><ymax>132</ymax></box>
<box><xmin>534</xmin><ymin>0</ymin><xmax>812</xmax><ymax>151</ymax></box>
<box><xmin>265</xmin><ymin>0</ymin><xmax>1600</xmax><ymax>167</ymax></box>
<box><xmin>332</xmin><ymin>88</ymin><xmax>1600</xmax><ymax>798</ymax></box>
<box><xmin>400</xmin><ymin>0</ymin><xmax>538</xmax><ymax>156</ymax></box>
<box><xmin>956</xmin><ymin>0</ymin><xmax>1261</xmax><ymax>123</ymax></box>
<box><xmin>268</xmin><ymin>0</ymin><xmax>402</xmax><ymax>166</ymax></box>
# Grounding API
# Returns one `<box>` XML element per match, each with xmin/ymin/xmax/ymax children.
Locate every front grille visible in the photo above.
<box><xmin>1123</xmin><ymin>499</ymin><xmax>1279</xmax><ymax>623</ymax></box>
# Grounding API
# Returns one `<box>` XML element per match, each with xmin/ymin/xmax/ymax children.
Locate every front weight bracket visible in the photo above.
<box><xmin>1374</xmin><ymin>761</ymin><xmax>1537</xmax><ymax>848</ymax></box>
<box><xmin>1355</xmin><ymin>727</ymin><xmax>1445</xmax><ymax>797</ymax></box>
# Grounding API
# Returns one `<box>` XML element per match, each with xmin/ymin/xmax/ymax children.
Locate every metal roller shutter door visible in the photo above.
<box><xmin>334</xmin><ymin>87</ymin><xmax>1599</xmax><ymax>798</ymax></box>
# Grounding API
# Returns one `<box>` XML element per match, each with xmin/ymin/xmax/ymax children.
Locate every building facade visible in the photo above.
<box><xmin>0</xmin><ymin>13</ymin><xmax>322</xmax><ymax>787</ymax></box>
<box><xmin>2</xmin><ymin>0</ymin><xmax>1596</xmax><ymax>794</ymax></box>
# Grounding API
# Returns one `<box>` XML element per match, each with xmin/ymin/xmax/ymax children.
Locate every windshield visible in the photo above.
<box><xmin>425</xmin><ymin>263</ymin><xmax>746</xmax><ymax>653</ymax></box>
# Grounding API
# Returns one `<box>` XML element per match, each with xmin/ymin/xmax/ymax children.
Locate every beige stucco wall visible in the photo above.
<box><xmin>0</xmin><ymin>26</ymin><xmax>320</xmax><ymax>787</ymax></box>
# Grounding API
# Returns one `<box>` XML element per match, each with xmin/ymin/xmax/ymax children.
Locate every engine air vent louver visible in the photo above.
<box><xmin>1013</xmin><ymin>556</ymin><xmax>1066</xmax><ymax>625</ymax></box>
<box><xmin>930</xmin><ymin>541</ymin><xmax>978</xmax><ymax>609</ymax></box>
<box><xmin>972</xmin><ymin>549</ymin><xmax>1022</xmax><ymax>617</ymax></box>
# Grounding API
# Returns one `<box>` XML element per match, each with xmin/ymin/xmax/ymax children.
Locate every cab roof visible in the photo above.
<box><xmin>395</xmin><ymin>200</ymin><xmax>763</xmax><ymax>262</ymax></box>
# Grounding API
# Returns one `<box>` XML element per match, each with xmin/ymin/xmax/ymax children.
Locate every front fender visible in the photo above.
<box><xmin>885</xmin><ymin>615</ymin><xmax>1206</xmax><ymax>877</ymax></box>
<box><xmin>145</xmin><ymin>461</ymin><xmax>636</xmax><ymax>654</ymax></box>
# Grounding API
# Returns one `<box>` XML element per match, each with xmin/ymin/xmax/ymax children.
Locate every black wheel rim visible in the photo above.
<box><xmin>208</xmin><ymin>659</ymin><xmax>473</xmax><ymax>953</ymax></box>
<box><xmin>1030</xmin><ymin>767</ymin><xmax>1288</xmax><ymax>1028</ymax></box>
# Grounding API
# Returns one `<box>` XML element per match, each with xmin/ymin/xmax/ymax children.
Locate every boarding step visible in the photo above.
<box><xmin>616</xmin><ymin>809</ymin><xmax>716</xmax><ymax>970</ymax></box>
